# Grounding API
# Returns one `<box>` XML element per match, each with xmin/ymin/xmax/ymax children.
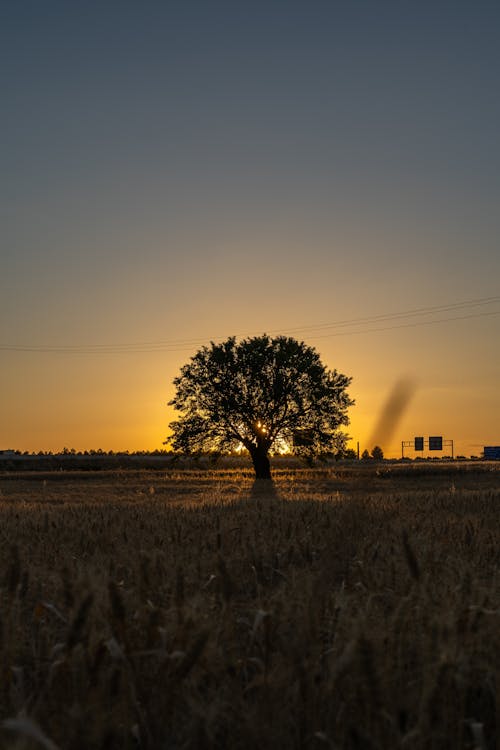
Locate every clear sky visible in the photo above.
<box><xmin>1</xmin><ymin>1</ymin><xmax>499</xmax><ymax>458</ymax></box>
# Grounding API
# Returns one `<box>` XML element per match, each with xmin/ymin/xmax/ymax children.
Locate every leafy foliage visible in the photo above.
<box><xmin>167</xmin><ymin>335</ymin><xmax>354</xmax><ymax>469</ymax></box>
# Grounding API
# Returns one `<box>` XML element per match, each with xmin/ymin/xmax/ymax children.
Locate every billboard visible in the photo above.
<box><xmin>484</xmin><ymin>446</ymin><xmax>500</xmax><ymax>460</ymax></box>
<box><xmin>429</xmin><ymin>436</ymin><xmax>443</xmax><ymax>451</ymax></box>
<box><xmin>414</xmin><ymin>436</ymin><xmax>424</xmax><ymax>451</ymax></box>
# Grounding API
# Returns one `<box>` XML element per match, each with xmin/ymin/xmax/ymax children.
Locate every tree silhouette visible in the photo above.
<box><xmin>371</xmin><ymin>445</ymin><xmax>384</xmax><ymax>461</ymax></box>
<box><xmin>167</xmin><ymin>335</ymin><xmax>354</xmax><ymax>479</ymax></box>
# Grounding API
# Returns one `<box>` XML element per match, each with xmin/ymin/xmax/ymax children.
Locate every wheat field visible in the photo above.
<box><xmin>0</xmin><ymin>463</ymin><xmax>498</xmax><ymax>749</ymax></box>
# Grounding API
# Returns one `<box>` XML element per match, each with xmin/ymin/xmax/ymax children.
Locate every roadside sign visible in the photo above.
<box><xmin>484</xmin><ymin>446</ymin><xmax>500</xmax><ymax>460</ymax></box>
<box><xmin>429</xmin><ymin>436</ymin><xmax>443</xmax><ymax>451</ymax></box>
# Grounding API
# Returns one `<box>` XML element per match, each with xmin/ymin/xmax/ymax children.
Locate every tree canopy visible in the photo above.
<box><xmin>371</xmin><ymin>445</ymin><xmax>384</xmax><ymax>461</ymax></box>
<box><xmin>167</xmin><ymin>335</ymin><xmax>354</xmax><ymax>478</ymax></box>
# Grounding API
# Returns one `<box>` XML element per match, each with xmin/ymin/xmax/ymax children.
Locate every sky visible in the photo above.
<box><xmin>1</xmin><ymin>1</ymin><xmax>500</xmax><ymax>458</ymax></box>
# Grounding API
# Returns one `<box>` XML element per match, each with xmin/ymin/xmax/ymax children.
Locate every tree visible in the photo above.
<box><xmin>342</xmin><ymin>448</ymin><xmax>358</xmax><ymax>460</ymax></box>
<box><xmin>371</xmin><ymin>445</ymin><xmax>384</xmax><ymax>461</ymax></box>
<box><xmin>167</xmin><ymin>335</ymin><xmax>354</xmax><ymax>479</ymax></box>
<box><xmin>361</xmin><ymin>449</ymin><xmax>371</xmax><ymax>461</ymax></box>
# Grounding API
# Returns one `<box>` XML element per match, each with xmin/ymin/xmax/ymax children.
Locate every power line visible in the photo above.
<box><xmin>257</xmin><ymin>295</ymin><xmax>500</xmax><ymax>335</ymax></box>
<box><xmin>1</xmin><ymin>294</ymin><xmax>499</xmax><ymax>354</ymax></box>
<box><xmin>305</xmin><ymin>308</ymin><xmax>500</xmax><ymax>340</ymax></box>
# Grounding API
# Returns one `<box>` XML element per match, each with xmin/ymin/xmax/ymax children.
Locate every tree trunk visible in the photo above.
<box><xmin>249</xmin><ymin>446</ymin><xmax>272</xmax><ymax>480</ymax></box>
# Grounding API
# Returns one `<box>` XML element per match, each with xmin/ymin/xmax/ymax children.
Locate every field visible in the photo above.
<box><xmin>0</xmin><ymin>463</ymin><xmax>498</xmax><ymax>749</ymax></box>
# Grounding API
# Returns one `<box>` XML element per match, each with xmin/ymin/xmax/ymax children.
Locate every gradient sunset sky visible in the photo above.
<box><xmin>1</xmin><ymin>1</ymin><xmax>499</xmax><ymax>458</ymax></box>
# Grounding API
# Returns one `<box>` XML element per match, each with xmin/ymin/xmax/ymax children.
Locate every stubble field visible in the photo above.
<box><xmin>0</xmin><ymin>463</ymin><xmax>498</xmax><ymax>749</ymax></box>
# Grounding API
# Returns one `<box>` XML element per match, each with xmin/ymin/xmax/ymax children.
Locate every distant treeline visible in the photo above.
<box><xmin>0</xmin><ymin>450</ymin><xmax>486</xmax><ymax>472</ymax></box>
<box><xmin>0</xmin><ymin>451</ymin><xmax>303</xmax><ymax>472</ymax></box>
<box><xmin>0</xmin><ymin>451</ymin><xmax>171</xmax><ymax>472</ymax></box>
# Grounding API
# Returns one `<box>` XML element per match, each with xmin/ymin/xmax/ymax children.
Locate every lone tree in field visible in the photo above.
<box><xmin>167</xmin><ymin>335</ymin><xmax>354</xmax><ymax>479</ymax></box>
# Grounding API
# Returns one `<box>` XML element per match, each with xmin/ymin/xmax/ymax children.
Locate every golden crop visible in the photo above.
<box><xmin>0</xmin><ymin>464</ymin><xmax>498</xmax><ymax>749</ymax></box>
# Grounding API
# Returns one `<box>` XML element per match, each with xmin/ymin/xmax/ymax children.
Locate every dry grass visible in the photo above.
<box><xmin>0</xmin><ymin>464</ymin><xmax>498</xmax><ymax>749</ymax></box>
